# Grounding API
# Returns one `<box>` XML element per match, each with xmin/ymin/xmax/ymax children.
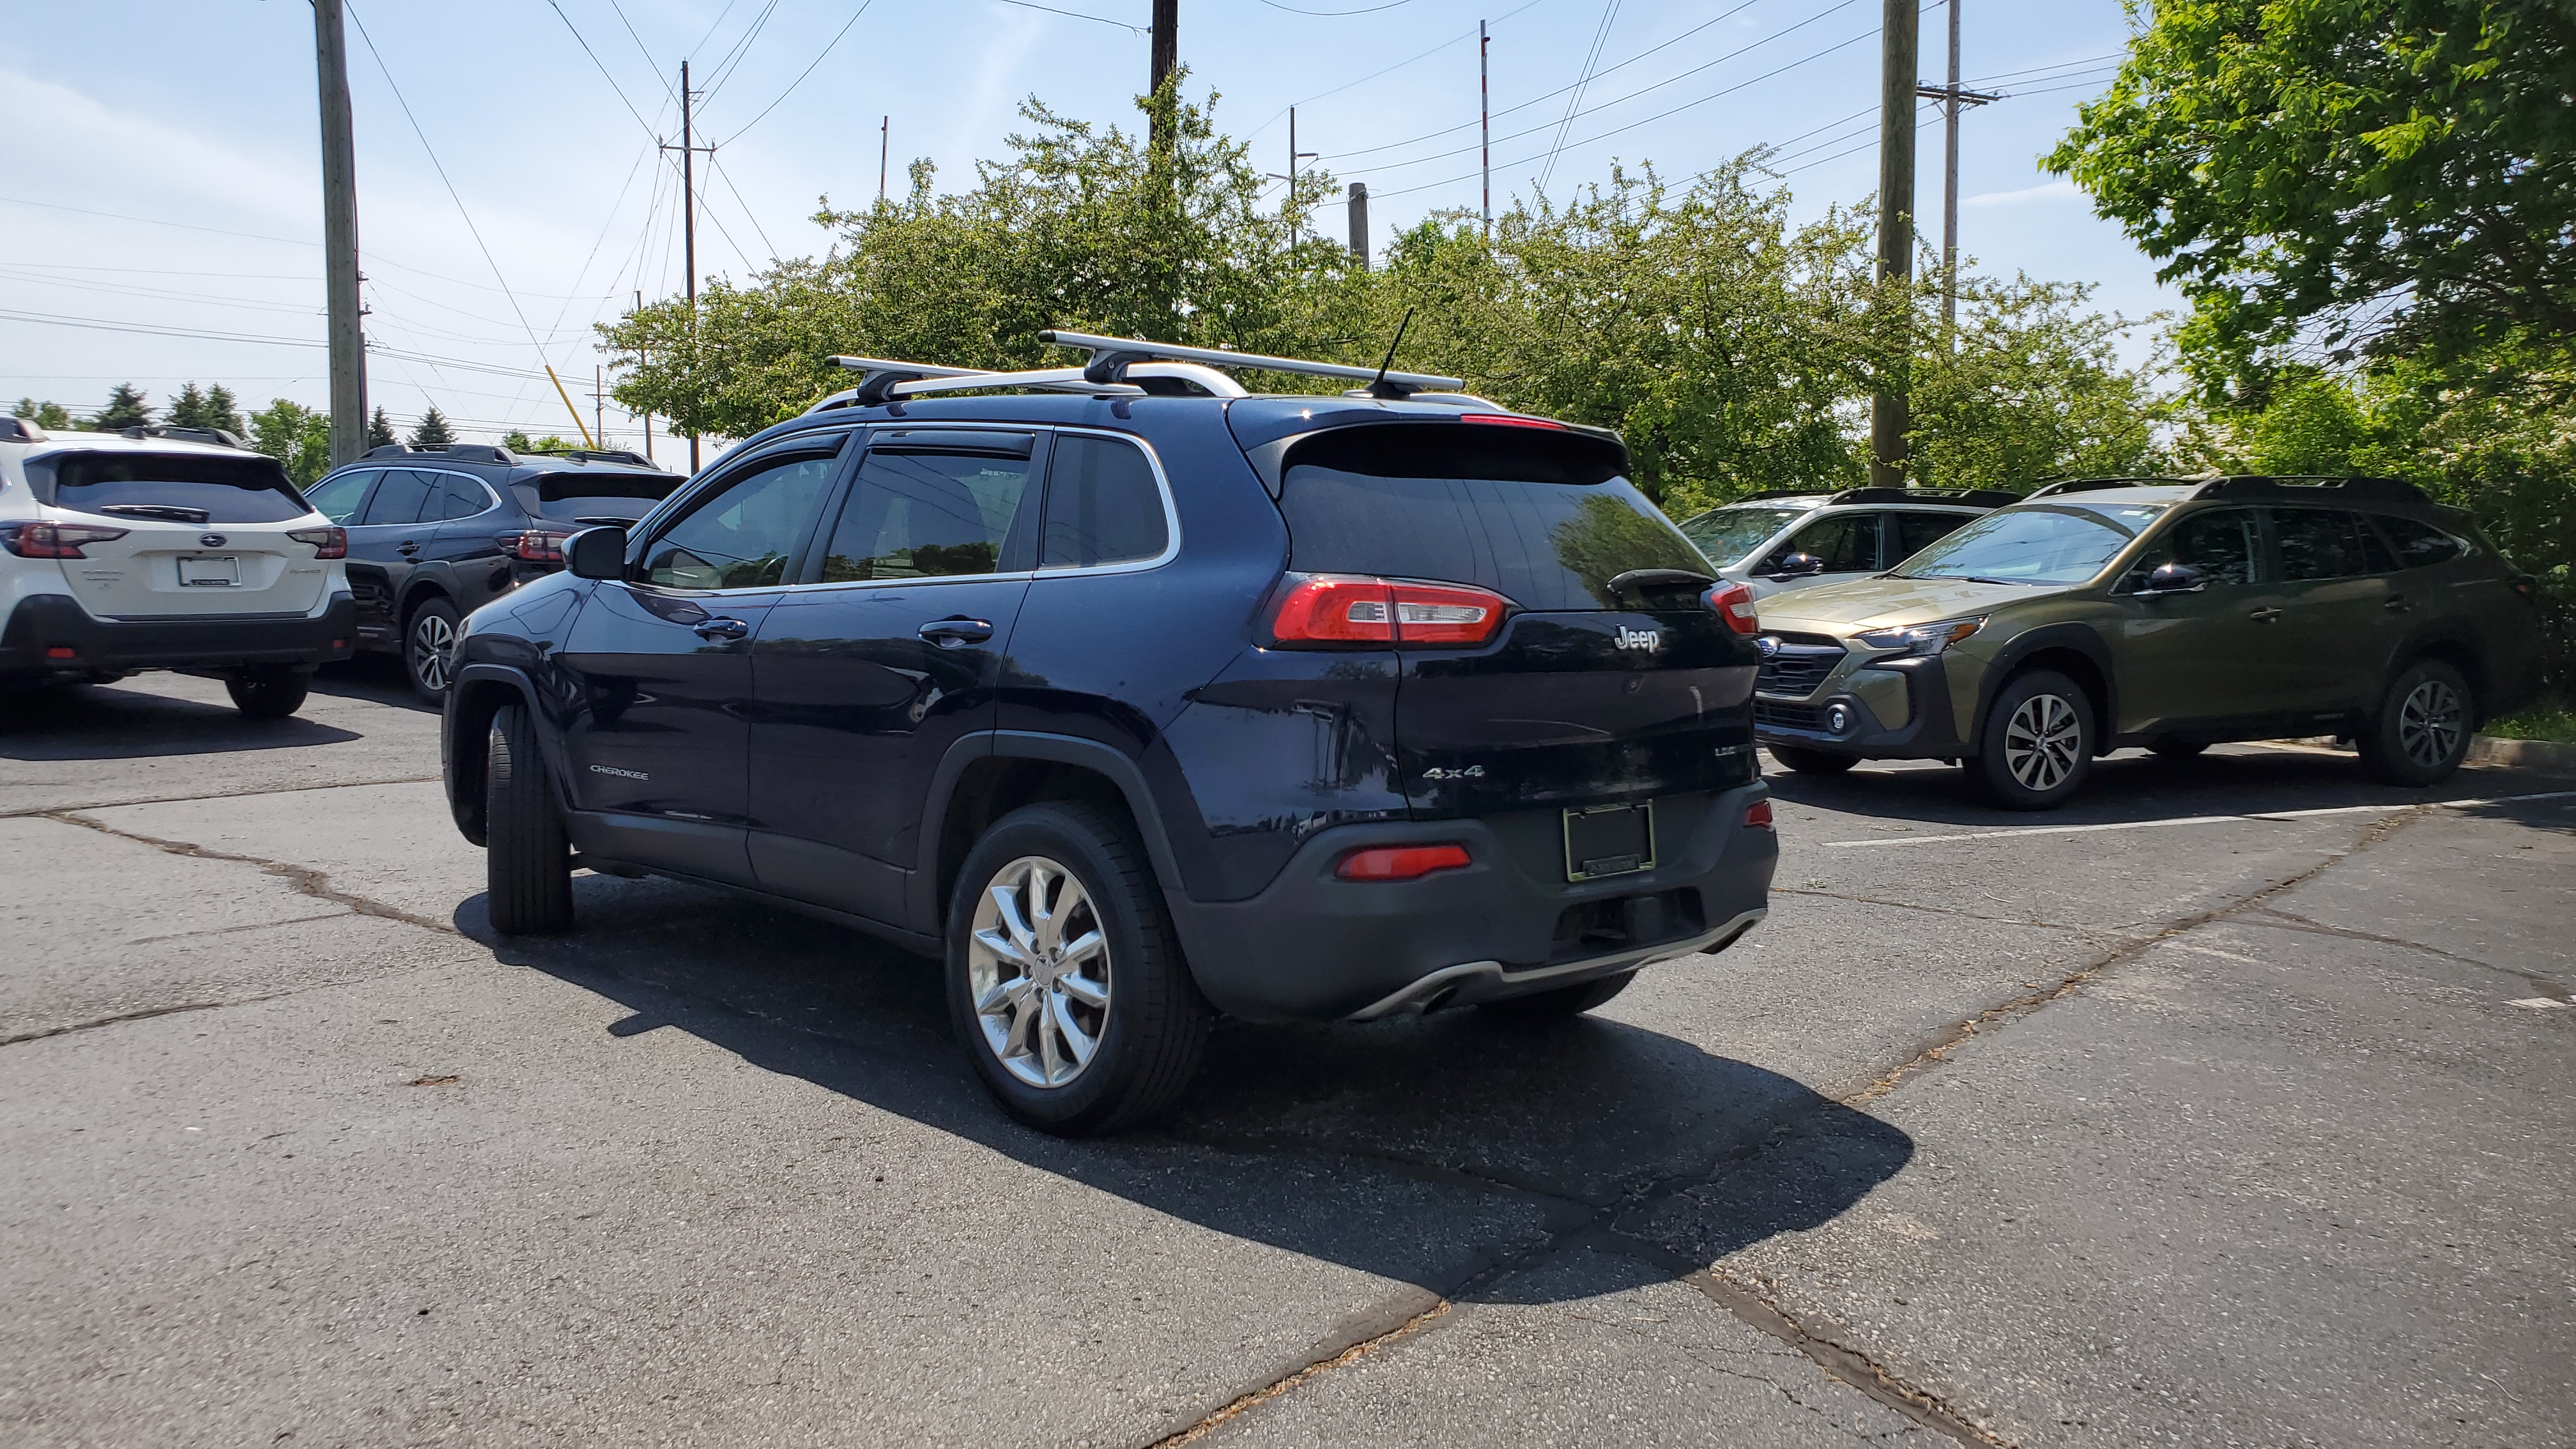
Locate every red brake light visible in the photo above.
<box><xmin>288</xmin><ymin>525</ymin><xmax>347</xmax><ymax>559</ymax></box>
<box><xmin>1335</xmin><ymin>843</ymin><xmax>1473</xmax><ymax>881</ymax></box>
<box><xmin>0</xmin><ymin>521</ymin><xmax>129</xmax><ymax>559</ymax></box>
<box><xmin>509</xmin><ymin>529</ymin><xmax>572</xmax><ymax>563</ymax></box>
<box><xmin>1269</xmin><ymin>574</ymin><xmax>1510</xmax><ymax>648</ymax></box>
<box><xmin>1459</xmin><ymin>413</ymin><xmax>1568</xmax><ymax>431</ymax></box>
<box><xmin>1705</xmin><ymin>581</ymin><xmax>1760</xmax><ymax>635</ymax></box>
<box><xmin>1744</xmin><ymin>800</ymin><xmax>1774</xmax><ymax>829</ymax></box>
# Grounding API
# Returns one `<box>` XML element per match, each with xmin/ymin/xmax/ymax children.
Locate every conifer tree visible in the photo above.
<box><xmin>367</xmin><ymin>406</ymin><xmax>397</xmax><ymax>449</ymax></box>
<box><xmin>408</xmin><ymin>406</ymin><xmax>455</xmax><ymax>448</ymax></box>
<box><xmin>90</xmin><ymin>383</ymin><xmax>152</xmax><ymax>431</ymax></box>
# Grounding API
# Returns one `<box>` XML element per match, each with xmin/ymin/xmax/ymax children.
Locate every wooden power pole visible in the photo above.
<box><xmin>312</xmin><ymin>0</ymin><xmax>366</xmax><ymax>467</ymax></box>
<box><xmin>1150</xmin><ymin>0</ymin><xmax>1178</xmax><ymax>152</ymax></box>
<box><xmin>661</xmin><ymin>61</ymin><xmax>709</xmax><ymax>473</ymax></box>
<box><xmin>1870</xmin><ymin>0</ymin><xmax>1919</xmax><ymax>487</ymax></box>
<box><xmin>1917</xmin><ymin>3</ymin><xmax>1998</xmax><ymax>337</ymax></box>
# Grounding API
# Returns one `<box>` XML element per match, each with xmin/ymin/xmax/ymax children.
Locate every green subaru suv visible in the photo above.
<box><xmin>1749</xmin><ymin>477</ymin><xmax>2544</xmax><ymax>808</ymax></box>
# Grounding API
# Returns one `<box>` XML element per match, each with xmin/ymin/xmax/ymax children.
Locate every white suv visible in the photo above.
<box><xmin>0</xmin><ymin>418</ymin><xmax>355</xmax><ymax>717</ymax></box>
<box><xmin>1672</xmin><ymin>486</ymin><xmax>2019</xmax><ymax>599</ymax></box>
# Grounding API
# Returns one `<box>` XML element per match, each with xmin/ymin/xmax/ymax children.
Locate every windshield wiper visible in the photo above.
<box><xmin>95</xmin><ymin>503</ymin><xmax>213</xmax><ymax>525</ymax></box>
<box><xmin>1894</xmin><ymin>573</ymin><xmax>2050</xmax><ymax>586</ymax></box>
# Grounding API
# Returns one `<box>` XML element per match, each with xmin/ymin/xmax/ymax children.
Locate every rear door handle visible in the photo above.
<box><xmin>2248</xmin><ymin>606</ymin><xmax>2283</xmax><ymax>622</ymax></box>
<box><xmin>693</xmin><ymin>617</ymin><xmax>751</xmax><ymax>640</ymax></box>
<box><xmin>396</xmin><ymin>541</ymin><xmax>420</xmax><ymax>556</ymax></box>
<box><xmin>2384</xmin><ymin>595</ymin><xmax>2412</xmax><ymax>611</ymax></box>
<box><xmin>918</xmin><ymin>617</ymin><xmax>995</xmax><ymax>647</ymax></box>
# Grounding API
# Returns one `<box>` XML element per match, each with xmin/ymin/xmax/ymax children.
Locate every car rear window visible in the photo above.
<box><xmin>33</xmin><ymin>450</ymin><xmax>309</xmax><ymax>525</ymax></box>
<box><xmin>1277</xmin><ymin>424</ymin><xmax>1710</xmax><ymax>611</ymax></box>
<box><xmin>517</xmin><ymin>469</ymin><xmax>681</xmax><ymax>524</ymax></box>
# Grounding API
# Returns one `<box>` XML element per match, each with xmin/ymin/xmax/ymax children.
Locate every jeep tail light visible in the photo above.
<box><xmin>1269</xmin><ymin>574</ymin><xmax>1509</xmax><ymax>648</ymax></box>
<box><xmin>288</xmin><ymin>525</ymin><xmax>347</xmax><ymax>559</ymax></box>
<box><xmin>0</xmin><ymin>521</ymin><xmax>128</xmax><ymax>559</ymax></box>
<box><xmin>1744</xmin><ymin>800</ymin><xmax>1774</xmax><ymax>829</ymax></box>
<box><xmin>503</xmin><ymin>528</ymin><xmax>573</xmax><ymax>563</ymax></box>
<box><xmin>1705</xmin><ymin>581</ymin><xmax>1760</xmax><ymax>636</ymax></box>
<box><xmin>1335</xmin><ymin>843</ymin><xmax>1473</xmax><ymax>881</ymax></box>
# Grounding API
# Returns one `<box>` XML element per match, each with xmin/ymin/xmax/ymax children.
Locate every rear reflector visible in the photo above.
<box><xmin>1269</xmin><ymin>574</ymin><xmax>1509</xmax><ymax>648</ymax></box>
<box><xmin>1744</xmin><ymin>801</ymin><xmax>1774</xmax><ymax>829</ymax></box>
<box><xmin>1335</xmin><ymin>843</ymin><xmax>1473</xmax><ymax>881</ymax></box>
<box><xmin>44</xmin><ymin>646</ymin><xmax>78</xmax><ymax>660</ymax></box>
<box><xmin>288</xmin><ymin>525</ymin><xmax>347</xmax><ymax>559</ymax></box>
<box><xmin>1457</xmin><ymin>413</ymin><xmax>1568</xmax><ymax>431</ymax></box>
<box><xmin>1705</xmin><ymin>581</ymin><xmax>1760</xmax><ymax>635</ymax></box>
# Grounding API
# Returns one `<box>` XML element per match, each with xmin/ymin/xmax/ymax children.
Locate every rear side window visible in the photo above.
<box><xmin>521</xmin><ymin>470</ymin><xmax>682</xmax><ymax>525</ymax></box>
<box><xmin>1277</xmin><ymin>425</ymin><xmax>1706</xmax><ymax>611</ymax></box>
<box><xmin>359</xmin><ymin>469</ymin><xmax>438</xmax><ymax>526</ymax></box>
<box><xmin>1043</xmin><ymin>434</ymin><xmax>1168</xmax><ymax>567</ymax></box>
<box><xmin>2373</xmin><ymin>515</ymin><xmax>2467</xmax><ymax>569</ymax></box>
<box><xmin>2274</xmin><ymin>508</ymin><xmax>2379</xmax><ymax>581</ymax></box>
<box><xmin>1889</xmin><ymin>510</ymin><xmax>1972</xmax><ymax>562</ymax></box>
<box><xmin>426</xmin><ymin>474</ymin><xmax>493</xmax><ymax>523</ymax></box>
<box><xmin>816</xmin><ymin>444</ymin><xmax>1036</xmax><ymax>582</ymax></box>
<box><xmin>36</xmin><ymin>450</ymin><xmax>309</xmax><ymax>525</ymax></box>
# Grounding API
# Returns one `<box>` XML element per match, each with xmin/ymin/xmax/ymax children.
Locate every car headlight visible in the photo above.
<box><xmin>1852</xmin><ymin>616</ymin><xmax>1984</xmax><ymax>657</ymax></box>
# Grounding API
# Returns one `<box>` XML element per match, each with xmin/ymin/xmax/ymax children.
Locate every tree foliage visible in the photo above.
<box><xmin>89</xmin><ymin>383</ymin><xmax>151</xmax><ymax>431</ymax></box>
<box><xmin>164</xmin><ymin>382</ymin><xmax>245</xmax><ymax>436</ymax></box>
<box><xmin>10</xmin><ymin>398</ymin><xmax>74</xmax><ymax>430</ymax></box>
<box><xmin>2050</xmin><ymin>0</ymin><xmax>2576</xmax><ymax>392</ymax></box>
<box><xmin>247</xmin><ymin>399</ymin><xmax>334</xmax><ymax>486</ymax></box>
<box><xmin>408</xmin><ymin>406</ymin><xmax>454</xmax><ymax>448</ymax></box>
<box><xmin>367</xmin><ymin>406</ymin><xmax>397</xmax><ymax>450</ymax></box>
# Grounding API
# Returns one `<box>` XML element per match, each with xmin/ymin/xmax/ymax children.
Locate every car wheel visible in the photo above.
<box><xmin>2149</xmin><ymin>738</ymin><xmax>2209</xmax><ymax>760</ymax></box>
<box><xmin>1479</xmin><ymin>970</ymin><xmax>1635</xmax><ymax>1021</ymax></box>
<box><xmin>946</xmin><ymin>802</ymin><xmax>1210</xmax><ymax>1136</ymax></box>
<box><xmin>406</xmin><ymin>597</ymin><xmax>460</xmax><ymax>704</ymax></box>
<box><xmin>1969</xmin><ymin>670</ymin><xmax>2093</xmax><ymax>810</ymax></box>
<box><xmin>1769</xmin><ymin>745</ymin><xmax>1859</xmax><ymax>775</ymax></box>
<box><xmin>226</xmin><ymin>668</ymin><xmax>309</xmax><ymax>719</ymax></box>
<box><xmin>2357</xmin><ymin>659</ymin><xmax>2473</xmax><ymax>786</ymax></box>
<box><xmin>485</xmin><ymin>701</ymin><xmax>573</xmax><ymax>934</ymax></box>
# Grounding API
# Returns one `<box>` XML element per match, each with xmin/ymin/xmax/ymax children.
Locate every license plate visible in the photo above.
<box><xmin>1565</xmin><ymin>800</ymin><xmax>1657</xmax><ymax>882</ymax></box>
<box><xmin>178</xmin><ymin>555</ymin><xmax>240</xmax><ymax>587</ymax></box>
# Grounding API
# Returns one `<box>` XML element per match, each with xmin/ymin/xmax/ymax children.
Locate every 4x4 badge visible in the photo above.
<box><xmin>1614</xmin><ymin>626</ymin><xmax>1663</xmax><ymax>652</ymax></box>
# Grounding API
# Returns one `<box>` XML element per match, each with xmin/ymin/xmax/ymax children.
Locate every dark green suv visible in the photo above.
<box><xmin>1749</xmin><ymin>477</ymin><xmax>2545</xmax><ymax>808</ymax></box>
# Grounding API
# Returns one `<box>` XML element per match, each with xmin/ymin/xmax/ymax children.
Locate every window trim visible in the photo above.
<box><xmin>627</xmin><ymin>432</ymin><xmax>857</xmax><ymax>594</ymax></box>
<box><xmin>1033</xmin><ymin>426</ymin><xmax>1182</xmax><ymax>578</ymax></box>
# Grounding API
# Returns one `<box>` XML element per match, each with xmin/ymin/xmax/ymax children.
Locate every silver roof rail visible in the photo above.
<box><xmin>1038</xmin><ymin>330</ymin><xmax>1464</xmax><ymax>398</ymax></box>
<box><xmin>822</xmin><ymin>355</ymin><xmax>1139</xmax><ymax>407</ymax></box>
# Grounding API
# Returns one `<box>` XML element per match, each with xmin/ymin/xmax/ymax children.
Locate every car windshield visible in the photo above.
<box><xmin>1892</xmin><ymin>503</ymin><xmax>2167</xmax><ymax>585</ymax></box>
<box><xmin>1675</xmin><ymin>505</ymin><xmax>1805</xmax><ymax>567</ymax></box>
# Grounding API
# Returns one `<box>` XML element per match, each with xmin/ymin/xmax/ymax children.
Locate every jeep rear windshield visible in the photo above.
<box><xmin>1277</xmin><ymin>424</ymin><xmax>1711</xmax><ymax>611</ymax></box>
<box><xmin>33</xmin><ymin>450</ymin><xmax>309</xmax><ymax>525</ymax></box>
<box><xmin>516</xmin><ymin>469</ymin><xmax>681</xmax><ymax>524</ymax></box>
<box><xmin>1892</xmin><ymin>502</ymin><xmax>2166</xmax><ymax>585</ymax></box>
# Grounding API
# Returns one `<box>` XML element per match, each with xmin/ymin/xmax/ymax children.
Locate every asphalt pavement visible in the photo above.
<box><xmin>3</xmin><ymin>661</ymin><xmax>2569</xmax><ymax>1448</ymax></box>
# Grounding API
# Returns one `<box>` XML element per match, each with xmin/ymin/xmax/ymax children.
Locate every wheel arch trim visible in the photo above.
<box><xmin>444</xmin><ymin>662</ymin><xmax>576</xmax><ymax>845</ymax></box>
<box><xmin>1975</xmin><ymin>624</ymin><xmax>2117</xmax><ymax>747</ymax></box>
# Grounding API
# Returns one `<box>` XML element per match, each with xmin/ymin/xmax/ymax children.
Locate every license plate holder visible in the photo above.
<box><xmin>1565</xmin><ymin>800</ymin><xmax>1657</xmax><ymax>882</ymax></box>
<box><xmin>178</xmin><ymin>555</ymin><xmax>240</xmax><ymax>587</ymax></box>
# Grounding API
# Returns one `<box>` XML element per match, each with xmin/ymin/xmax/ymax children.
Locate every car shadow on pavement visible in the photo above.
<box><xmin>309</xmin><ymin>655</ymin><xmax>436</xmax><ymax>713</ymax></box>
<box><xmin>460</xmin><ymin>875</ymin><xmax>1913</xmax><ymax>1308</ymax></box>
<box><xmin>0</xmin><ymin>681</ymin><xmax>361</xmax><ymax>756</ymax></box>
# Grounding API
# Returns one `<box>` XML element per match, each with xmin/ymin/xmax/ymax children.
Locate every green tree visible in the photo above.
<box><xmin>408</xmin><ymin>406</ymin><xmax>454</xmax><ymax>448</ymax></box>
<box><xmin>205</xmin><ymin>384</ymin><xmax>244</xmax><ymax>434</ymax></box>
<box><xmin>247</xmin><ymin>399</ymin><xmax>334</xmax><ymax>486</ymax></box>
<box><xmin>90</xmin><ymin>383</ymin><xmax>151</xmax><ymax>431</ymax></box>
<box><xmin>367</xmin><ymin>406</ymin><xmax>397</xmax><ymax>450</ymax></box>
<box><xmin>165</xmin><ymin>382</ymin><xmax>213</xmax><ymax>430</ymax></box>
<box><xmin>11</xmin><ymin>398</ymin><xmax>75</xmax><ymax>430</ymax></box>
<box><xmin>1907</xmin><ymin>277</ymin><xmax>2173</xmax><ymax>490</ymax></box>
<box><xmin>2048</xmin><ymin>0</ymin><xmax>2576</xmax><ymax>392</ymax></box>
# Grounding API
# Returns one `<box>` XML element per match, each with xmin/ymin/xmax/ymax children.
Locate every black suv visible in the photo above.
<box><xmin>439</xmin><ymin>336</ymin><xmax>1779</xmax><ymax>1133</ymax></box>
<box><xmin>303</xmin><ymin>443</ymin><xmax>678</xmax><ymax>701</ymax></box>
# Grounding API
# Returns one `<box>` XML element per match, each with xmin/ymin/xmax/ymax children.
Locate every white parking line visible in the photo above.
<box><xmin>1821</xmin><ymin>791</ymin><xmax>2576</xmax><ymax>848</ymax></box>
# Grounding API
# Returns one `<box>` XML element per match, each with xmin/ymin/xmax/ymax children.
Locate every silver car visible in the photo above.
<box><xmin>1671</xmin><ymin>486</ymin><xmax>2018</xmax><ymax>599</ymax></box>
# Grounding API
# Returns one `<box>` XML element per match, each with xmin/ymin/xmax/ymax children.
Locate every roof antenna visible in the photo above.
<box><xmin>1367</xmin><ymin>307</ymin><xmax>1418</xmax><ymax>399</ymax></box>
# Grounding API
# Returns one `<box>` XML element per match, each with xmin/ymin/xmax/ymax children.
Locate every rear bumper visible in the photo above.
<box><xmin>0</xmin><ymin>591</ymin><xmax>357</xmax><ymax>681</ymax></box>
<box><xmin>1168</xmin><ymin>782</ymin><xmax>1778</xmax><ymax>1022</ymax></box>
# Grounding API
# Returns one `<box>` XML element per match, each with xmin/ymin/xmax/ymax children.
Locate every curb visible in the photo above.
<box><xmin>2467</xmin><ymin>734</ymin><xmax>2576</xmax><ymax>776</ymax></box>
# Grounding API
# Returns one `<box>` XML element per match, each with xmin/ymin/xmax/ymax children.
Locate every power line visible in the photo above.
<box><xmin>0</xmin><ymin>308</ymin><xmax>325</xmax><ymax>348</ymax></box>
<box><xmin>989</xmin><ymin>0</ymin><xmax>1142</xmax><ymax>31</ymax></box>
<box><xmin>545</xmin><ymin>0</ymin><xmax>661</xmax><ymax>142</ymax></box>
<box><xmin>1247</xmin><ymin>0</ymin><xmax>1556</xmax><ymax>142</ymax></box>
<box><xmin>709</xmin><ymin>155</ymin><xmax>782</xmax><ymax>262</ymax></box>
<box><xmin>721</xmin><ymin>0</ymin><xmax>878</xmax><ymax>145</ymax></box>
<box><xmin>1252</xmin><ymin>0</ymin><xmax>1424</xmax><ymax>14</ymax></box>
<box><xmin>700</xmin><ymin>0</ymin><xmax>783</xmax><ymax>100</ymax></box>
<box><xmin>605</xmin><ymin>0</ymin><xmax>680</xmax><ymax>106</ymax></box>
<box><xmin>1538</xmin><ymin>0</ymin><xmax>1623</xmax><ymax>194</ymax></box>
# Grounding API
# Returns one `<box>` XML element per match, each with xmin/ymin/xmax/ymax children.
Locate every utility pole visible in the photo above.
<box><xmin>1347</xmin><ymin>182</ymin><xmax>1370</xmax><ymax>265</ymax></box>
<box><xmin>878</xmin><ymin>116</ymin><xmax>889</xmax><ymax>204</ymax></box>
<box><xmin>312</xmin><ymin>0</ymin><xmax>366</xmax><ymax>467</ymax></box>
<box><xmin>1869</xmin><ymin>0</ymin><xmax>1919</xmax><ymax>487</ymax></box>
<box><xmin>593</xmin><ymin>364</ymin><xmax>606</xmax><ymax>450</ymax></box>
<box><xmin>660</xmin><ymin>61</ymin><xmax>709</xmax><ymax>473</ymax></box>
<box><xmin>1149</xmin><ymin>0</ymin><xmax>1178</xmax><ymax>153</ymax></box>
<box><xmin>1480</xmin><ymin>20</ymin><xmax>1492</xmax><ymax>240</ymax></box>
<box><xmin>1270</xmin><ymin>109</ymin><xmax>1317</xmax><ymax>247</ymax></box>
<box><xmin>1916</xmin><ymin>2</ymin><xmax>1997</xmax><ymax>337</ymax></box>
<box><xmin>635</xmin><ymin>288</ymin><xmax>653</xmax><ymax>464</ymax></box>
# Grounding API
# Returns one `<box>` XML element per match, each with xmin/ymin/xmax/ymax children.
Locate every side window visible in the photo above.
<box><xmin>1889</xmin><ymin>510</ymin><xmax>1972</xmax><ymax>564</ymax></box>
<box><xmin>358</xmin><ymin>468</ymin><xmax>436</xmax><ymax>526</ymax></box>
<box><xmin>1042</xmin><ymin>434</ymin><xmax>1169</xmax><ymax>568</ymax></box>
<box><xmin>428</xmin><ymin>474</ymin><xmax>491</xmax><ymax>522</ymax></box>
<box><xmin>1776</xmin><ymin>512</ymin><xmax>1880</xmax><ymax>572</ymax></box>
<box><xmin>2373</xmin><ymin>515</ymin><xmax>2468</xmax><ymax>569</ymax></box>
<box><xmin>2122</xmin><ymin>507</ymin><xmax>2260</xmax><ymax>590</ymax></box>
<box><xmin>642</xmin><ymin>452</ymin><xmax>841</xmax><ymax>590</ymax></box>
<box><xmin>2273</xmin><ymin>508</ymin><xmax>2372</xmax><ymax>581</ymax></box>
<box><xmin>303</xmin><ymin>470</ymin><xmax>377</xmax><ymax>525</ymax></box>
<box><xmin>817</xmin><ymin>443</ymin><xmax>1036</xmax><ymax>582</ymax></box>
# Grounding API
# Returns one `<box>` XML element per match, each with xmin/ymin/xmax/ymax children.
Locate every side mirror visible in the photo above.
<box><xmin>2140</xmin><ymin>562</ymin><xmax>2205</xmax><ymax>595</ymax></box>
<box><xmin>566</xmin><ymin>525</ymin><xmax>629</xmax><ymax>581</ymax></box>
<box><xmin>1772</xmin><ymin>552</ymin><xmax>1826</xmax><ymax>579</ymax></box>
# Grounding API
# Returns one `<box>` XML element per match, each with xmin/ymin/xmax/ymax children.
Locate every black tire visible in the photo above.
<box><xmin>405</xmin><ymin>597</ymin><xmax>461</xmax><ymax>705</ymax></box>
<box><xmin>485</xmin><ymin>702</ymin><xmax>573</xmax><ymax>934</ymax></box>
<box><xmin>226</xmin><ymin>668</ymin><xmax>309</xmax><ymax>719</ymax></box>
<box><xmin>945</xmin><ymin>801</ymin><xmax>1210</xmax><ymax>1136</ymax></box>
<box><xmin>2149</xmin><ymin>738</ymin><xmax>2210</xmax><ymax>760</ymax></box>
<box><xmin>2357</xmin><ymin>657</ymin><xmax>2474</xmax><ymax>786</ymax></box>
<box><xmin>1967</xmin><ymin>669</ymin><xmax>2094</xmax><ymax>810</ymax></box>
<box><xmin>1769</xmin><ymin>745</ymin><xmax>1859</xmax><ymax>775</ymax></box>
<box><xmin>1479</xmin><ymin>970</ymin><xmax>1636</xmax><ymax>1021</ymax></box>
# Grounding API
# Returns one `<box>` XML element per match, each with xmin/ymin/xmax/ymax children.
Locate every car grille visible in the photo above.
<box><xmin>1755</xmin><ymin>634</ymin><xmax>1845</xmax><ymax>698</ymax></box>
<box><xmin>1754</xmin><ymin>699</ymin><xmax>1828</xmax><ymax>732</ymax></box>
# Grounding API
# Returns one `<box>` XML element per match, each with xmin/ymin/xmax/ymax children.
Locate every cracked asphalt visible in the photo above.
<box><xmin>3</xmin><ymin>664</ymin><xmax>2572</xmax><ymax>1448</ymax></box>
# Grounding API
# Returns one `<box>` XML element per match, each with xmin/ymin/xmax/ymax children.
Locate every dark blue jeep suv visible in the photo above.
<box><xmin>440</xmin><ymin>338</ymin><xmax>1777</xmax><ymax>1133</ymax></box>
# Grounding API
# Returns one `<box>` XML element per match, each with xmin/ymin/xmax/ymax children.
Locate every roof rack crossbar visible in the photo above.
<box><xmin>1037</xmin><ymin>330</ymin><xmax>1464</xmax><ymax>398</ymax></box>
<box><xmin>888</xmin><ymin>366</ymin><xmax>1144</xmax><ymax>399</ymax></box>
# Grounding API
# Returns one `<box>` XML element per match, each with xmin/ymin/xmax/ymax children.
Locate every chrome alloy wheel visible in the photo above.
<box><xmin>2398</xmin><ymin>678</ymin><xmax>2465</xmax><ymax>769</ymax></box>
<box><xmin>2002</xmin><ymin>691</ymin><xmax>2083</xmax><ymax>793</ymax></box>
<box><xmin>410</xmin><ymin>611</ymin><xmax>456</xmax><ymax>694</ymax></box>
<box><xmin>967</xmin><ymin>855</ymin><xmax>1112</xmax><ymax>1089</ymax></box>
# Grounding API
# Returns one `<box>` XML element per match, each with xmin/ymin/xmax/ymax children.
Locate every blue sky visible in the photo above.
<box><xmin>3</xmin><ymin>0</ymin><xmax>2162</xmax><ymax>467</ymax></box>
